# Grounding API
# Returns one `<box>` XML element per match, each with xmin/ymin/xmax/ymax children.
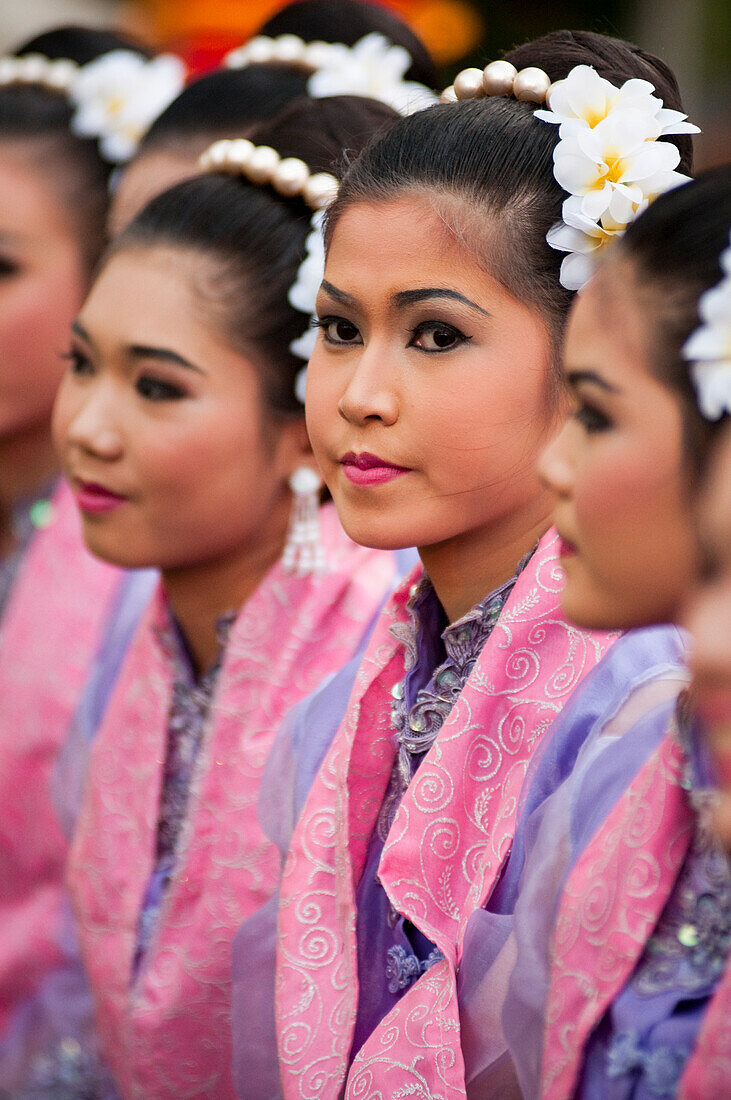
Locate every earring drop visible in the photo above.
<box><xmin>281</xmin><ymin>466</ymin><xmax>327</xmax><ymax>576</ymax></box>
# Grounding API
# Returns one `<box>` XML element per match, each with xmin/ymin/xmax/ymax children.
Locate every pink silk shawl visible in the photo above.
<box><xmin>680</xmin><ymin>954</ymin><xmax>731</xmax><ymax>1097</ymax></box>
<box><xmin>276</xmin><ymin>529</ymin><xmax>615</xmax><ymax>1100</ymax></box>
<box><xmin>68</xmin><ymin>506</ymin><xmax>397</xmax><ymax>1100</ymax></box>
<box><xmin>540</xmin><ymin>729</ymin><xmax>695</xmax><ymax>1098</ymax></box>
<box><xmin>0</xmin><ymin>480</ymin><xmax>119</xmax><ymax>1037</ymax></box>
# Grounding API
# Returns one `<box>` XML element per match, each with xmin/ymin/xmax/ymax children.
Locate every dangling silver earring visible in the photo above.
<box><xmin>281</xmin><ymin>466</ymin><xmax>326</xmax><ymax>576</ymax></box>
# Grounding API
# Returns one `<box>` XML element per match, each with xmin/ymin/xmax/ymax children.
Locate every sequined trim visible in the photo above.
<box><xmin>385</xmin><ymin>944</ymin><xmax>445</xmax><ymax>993</ymax></box>
<box><xmin>606</xmin><ymin>1031</ymin><xmax>689</xmax><ymax>1096</ymax></box>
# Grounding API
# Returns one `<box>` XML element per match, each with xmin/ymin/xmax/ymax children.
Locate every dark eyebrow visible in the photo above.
<box><xmin>392</xmin><ymin>287</ymin><xmax>491</xmax><ymax>317</ymax></box>
<box><xmin>71</xmin><ymin>319</ymin><xmax>96</xmax><ymax>349</ymax></box>
<box><xmin>566</xmin><ymin>369</ymin><xmax>621</xmax><ymax>394</ymax></box>
<box><xmin>320</xmin><ymin>279</ymin><xmax>356</xmax><ymax>306</ymax></box>
<box><xmin>129</xmin><ymin>345</ymin><xmax>205</xmax><ymax>375</ymax></box>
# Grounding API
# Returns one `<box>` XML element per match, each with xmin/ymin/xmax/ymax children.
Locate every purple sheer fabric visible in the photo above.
<box><xmin>497</xmin><ymin>627</ymin><xmax>692</xmax><ymax>1097</ymax></box>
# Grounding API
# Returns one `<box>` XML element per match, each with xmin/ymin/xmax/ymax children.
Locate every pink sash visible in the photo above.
<box><xmin>0</xmin><ymin>480</ymin><xmax>119</xmax><ymax>1035</ymax></box>
<box><xmin>276</xmin><ymin>530</ymin><xmax>614</xmax><ymax>1099</ymax></box>
<box><xmin>68</xmin><ymin>506</ymin><xmax>396</xmax><ymax>1099</ymax></box>
<box><xmin>680</xmin><ymin>955</ymin><xmax>731</xmax><ymax>1097</ymax></box>
<box><xmin>540</xmin><ymin>731</ymin><xmax>694</xmax><ymax>1098</ymax></box>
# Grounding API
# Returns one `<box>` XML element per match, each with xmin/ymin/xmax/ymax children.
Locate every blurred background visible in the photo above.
<box><xmin>1</xmin><ymin>0</ymin><xmax>728</xmax><ymax>167</ymax></box>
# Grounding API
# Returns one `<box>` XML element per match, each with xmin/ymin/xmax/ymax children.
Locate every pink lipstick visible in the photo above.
<box><xmin>340</xmin><ymin>451</ymin><xmax>410</xmax><ymax>487</ymax></box>
<box><xmin>74</xmin><ymin>480</ymin><xmax>127</xmax><ymax>514</ymax></box>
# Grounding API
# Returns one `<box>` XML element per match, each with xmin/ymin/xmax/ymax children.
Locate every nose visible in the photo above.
<box><xmin>337</xmin><ymin>341</ymin><xmax>399</xmax><ymax>428</ymax></box>
<box><xmin>536</xmin><ymin>420</ymin><xmax>575</xmax><ymax>497</ymax></box>
<box><xmin>62</xmin><ymin>379</ymin><xmax>124</xmax><ymax>462</ymax></box>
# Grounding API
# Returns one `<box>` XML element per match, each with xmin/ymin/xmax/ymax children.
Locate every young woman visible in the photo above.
<box><xmin>502</xmin><ymin>166</ymin><xmax>731</xmax><ymax>1097</ymax></box>
<box><xmin>0</xmin><ymin>25</ymin><xmax>176</xmax><ymax>1089</ymax></box>
<box><xmin>54</xmin><ymin>94</ymin><xmax>403</xmax><ymax>1098</ymax></box>
<box><xmin>251</xmin><ymin>29</ymin><xmax>697</xmax><ymax>1100</ymax></box>
<box><xmin>110</xmin><ymin>0</ymin><xmax>437</xmax><ymax>234</ymax></box>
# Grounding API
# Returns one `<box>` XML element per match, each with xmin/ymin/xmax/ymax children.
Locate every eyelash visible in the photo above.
<box><xmin>0</xmin><ymin>256</ymin><xmax>19</xmax><ymax>279</ymax></box>
<box><xmin>62</xmin><ymin>349</ymin><xmax>186</xmax><ymax>402</ymax></box>
<box><xmin>574</xmin><ymin>403</ymin><xmax>611</xmax><ymax>433</ymax></box>
<box><xmin>313</xmin><ymin>316</ymin><xmax>471</xmax><ymax>353</ymax></box>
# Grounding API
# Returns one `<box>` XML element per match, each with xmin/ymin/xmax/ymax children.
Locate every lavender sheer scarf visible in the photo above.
<box><xmin>454</xmin><ymin>625</ymin><xmax>689</xmax><ymax>1095</ymax></box>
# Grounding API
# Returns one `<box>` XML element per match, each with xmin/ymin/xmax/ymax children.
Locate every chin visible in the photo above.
<box><xmin>336</xmin><ymin>509</ymin><xmax>415</xmax><ymax>553</ymax></box>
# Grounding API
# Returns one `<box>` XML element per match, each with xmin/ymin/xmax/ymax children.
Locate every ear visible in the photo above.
<box><xmin>276</xmin><ymin>415</ymin><xmax>321</xmax><ymax>482</ymax></box>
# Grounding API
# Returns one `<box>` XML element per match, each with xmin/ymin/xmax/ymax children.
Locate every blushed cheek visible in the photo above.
<box><xmin>0</xmin><ymin>274</ymin><xmax>84</xmax><ymax>432</ymax></box>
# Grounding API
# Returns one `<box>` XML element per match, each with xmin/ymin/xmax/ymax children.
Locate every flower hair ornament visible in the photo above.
<box><xmin>224</xmin><ymin>32</ymin><xmax>436</xmax><ymax>115</ymax></box>
<box><xmin>198</xmin><ymin>138</ymin><xmax>338</xmax><ymax>404</ymax></box>
<box><xmin>683</xmin><ymin>231</ymin><xmax>731</xmax><ymax>421</ymax></box>
<box><xmin>441</xmin><ymin>61</ymin><xmax>699</xmax><ymax>290</ymax></box>
<box><xmin>0</xmin><ymin>49</ymin><xmax>186</xmax><ymax>163</ymax></box>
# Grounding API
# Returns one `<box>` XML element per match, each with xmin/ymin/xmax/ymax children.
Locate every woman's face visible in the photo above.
<box><xmin>53</xmin><ymin>245</ymin><xmax>304</xmax><ymax>572</ymax></box>
<box><xmin>0</xmin><ymin>143</ymin><xmax>88</xmax><ymax>441</ymax></box>
<box><xmin>538</xmin><ymin>262</ymin><xmax>698</xmax><ymax>630</ymax></box>
<box><xmin>685</xmin><ymin>425</ymin><xmax>731</xmax><ymax>843</ymax></box>
<box><xmin>306</xmin><ymin>196</ymin><xmax>558</xmax><ymax>554</ymax></box>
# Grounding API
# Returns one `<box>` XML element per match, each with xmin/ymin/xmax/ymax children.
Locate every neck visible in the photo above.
<box><xmin>0</xmin><ymin>424</ymin><xmax>59</xmax><ymax>558</ymax></box>
<box><xmin>418</xmin><ymin>492</ymin><xmax>554</xmax><ymax>623</ymax></box>
<box><xmin>161</xmin><ymin>498</ymin><xmax>291</xmax><ymax>678</ymax></box>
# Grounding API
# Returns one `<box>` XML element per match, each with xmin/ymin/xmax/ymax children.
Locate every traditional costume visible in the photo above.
<box><xmin>68</xmin><ymin>505</ymin><xmax>402</xmax><ymax>1099</ymax></box>
<box><xmin>269</xmin><ymin>530</ymin><xmax>617</xmax><ymax>1098</ymax></box>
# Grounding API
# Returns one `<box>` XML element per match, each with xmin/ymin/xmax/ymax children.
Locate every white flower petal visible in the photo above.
<box><xmin>691</xmin><ymin>361</ymin><xmax>731</xmax><ymax>420</ymax></box>
<box><xmin>560</xmin><ymin>250</ymin><xmax>597</xmax><ymax>290</ymax></box>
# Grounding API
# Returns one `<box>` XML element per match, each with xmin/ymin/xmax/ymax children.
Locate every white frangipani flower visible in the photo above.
<box><xmin>70</xmin><ymin>50</ymin><xmax>185</xmax><ymax>163</ymax></box>
<box><xmin>535</xmin><ymin>64</ymin><xmax>699</xmax><ymax>138</ymax></box>
<box><xmin>289</xmin><ymin>210</ymin><xmax>326</xmax><ymax>400</ymax></box>
<box><xmin>307</xmin><ymin>33</ymin><xmax>437</xmax><ymax>115</ymax></box>
<box><xmin>684</xmin><ymin>233</ymin><xmax>731</xmax><ymax>420</ymax></box>
<box><xmin>538</xmin><ymin>63</ymin><xmax>699</xmax><ymax>290</ymax></box>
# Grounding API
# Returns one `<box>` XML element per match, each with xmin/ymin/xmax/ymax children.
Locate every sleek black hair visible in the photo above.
<box><xmin>613</xmin><ymin>165</ymin><xmax>731</xmax><ymax>467</ymax></box>
<box><xmin>137</xmin><ymin>0</ymin><xmax>437</xmax><ymax>161</ymax></box>
<box><xmin>138</xmin><ymin>66</ymin><xmax>310</xmax><ymax>158</ymax></box>
<box><xmin>113</xmin><ymin>95</ymin><xmax>398</xmax><ymax>418</ymax></box>
<box><xmin>260</xmin><ymin>0</ymin><xmax>438</xmax><ymax>89</ymax></box>
<box><xmin>326</xmin><ymin>30</ymin><xmax>694</xmax><ymax>370</ymax></box>
<box><xmin>0</xmin><ymin>26</ymin><xmax>152</xmax><ymax>269</ymax></box>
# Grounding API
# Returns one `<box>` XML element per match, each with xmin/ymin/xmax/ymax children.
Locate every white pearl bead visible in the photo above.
<box><xmin>544</xmin><ymin>78</ymin><xmax>562</xmax><ymax>110</ymax></box>
<box><xmin>453</xmin><ymin>67</ymin><xmax>485</xmax><ymax>100</ymax></box>
<box><xmin>513</xmin><ymin>66</ymin><xmax>551</xmax><ymax>103</ymax></box>
<box><xmin>206</xmin><ymin>140</ymin><xmax>231</xmax><ymax>169</ymax></box>
<box><xmin>246</xmin><ymin>37</ymin><xmax>275</xmax><ymax>64</ymax></box>
<box><xmin>440</xmin><ymin>85</ymin><xmax>458</xmax><ymax>103</ymax></box>
<box><xmin>303</xmin><ymin>41</ymin><xmax>333</xmax><ymax>70</ymax></box>
<box><xmin>272</xmin><ymin>157</ymin><xmax>311</xmax><ymax>197</ymax></box>
<box><xmin>48</xmin><ymin>59</ymin><xmax>78</xmax><ymax>90</ymax></box>
<box><xmin>226</xmin><ymin>138</ymin><xmax>255</xmax><ymax>169</ymax></box>
<box><xmin>289</xmin><ymin>467</ymin><xmax>322</xmax><ymax>495</ymax></box>
<box><xmin>224</xmin><ymin>46</ymin><xmax>246</xmax><ymax>69</ymax></box>
<box><xmin>303</xmin><ymin>172</ymin><xmax>338</xmax><ymax>209</ymax></box>
<box><xmin>0</xmin><ymin>59</ymin><xmax>18</xmax><ymax>83</ymax></box>
<box><xmin>21</xmin><ymin>54</ymin><xmax>48</xmax><ymax>82</ymax></box>
<box><xmin>482</xmin><ymin>60</ymin><xmax>517</xmax><ymax>96</ymax></box>
<box><xmin>245</xmin><ymin>144</ymin><xmax>281</xmax><ymax>184</ymax></box>
<box><xmin>271</xmin><ymin>35</ymin><xmax>306</xmax><ymax>63</ymax></box>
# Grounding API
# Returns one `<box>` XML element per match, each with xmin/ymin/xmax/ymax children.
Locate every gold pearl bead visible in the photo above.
<box><xmin>482</xmin><ymin>60</ymin><xmax>517</xmax><ymax>96</ymax></box>
<box><xmin>513</xmin><ymin>67</ymin><xmax>551</xmax><ymax>104</ymax></box>
<box><xmin>453</xmin><ymin>67</ymin><xmax>486</xmax><ymax>101</ymax></box>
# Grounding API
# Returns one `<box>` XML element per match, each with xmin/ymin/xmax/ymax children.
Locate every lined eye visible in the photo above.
<box><xmin>62</xmin><ymin>348</ymin><xmax>93</xmax><ymax>376</ymax></box>
<box><xmin>315</xmin><ymin>317</ymin><xmax>362</xmax><ymax>346</ymax></box>
<box><xmin>574</xmin><ymin>404</ymin><xmax>611</xmax><ymax>433</ymax></box>
<box><xmin>136</xmin><ymin>375</ymin><xmax>186</xmax><ymax>401</ymax></box>
<box><xmin>408</xmin><ymin>322</ymin><xmax>470</xmax><ymax>353</ymax></box>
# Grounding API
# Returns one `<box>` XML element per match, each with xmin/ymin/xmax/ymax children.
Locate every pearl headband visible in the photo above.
<box><xmin>199</xmin><ymin>139</ymin><xmax>339</xmax><ymax>402</ymax></box>
<box><xmin>441</xmin><ymin>61</ymin><xmax>699</xmax><ymax>290</ymax></box>
<box><xmin>225</xmin><ymin>32</ymin><xmax>437</xmax><ymax>115</ymax></box>
<box><xmin>0</xmin><ymin>48</ymin><xmax>185</xmax><ymax>163</ymax></box>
